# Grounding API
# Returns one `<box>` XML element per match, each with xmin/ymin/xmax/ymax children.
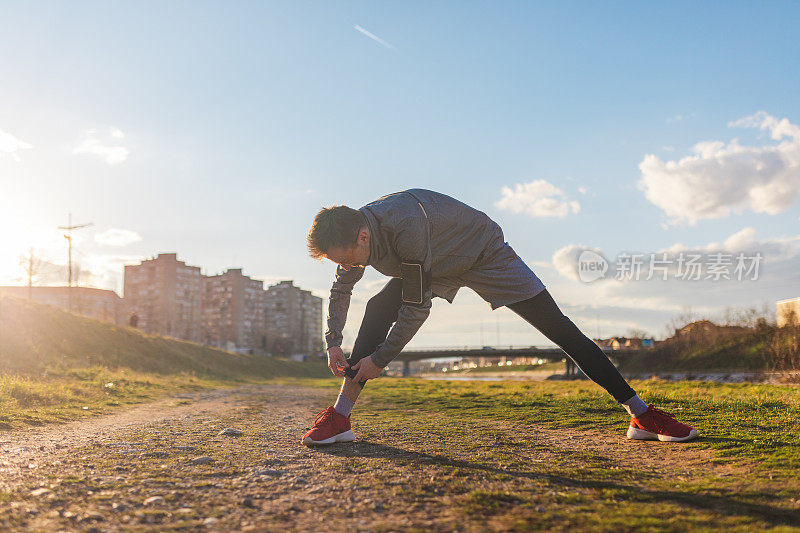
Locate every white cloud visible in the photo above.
<box><xmin>577</xmin><ymin>186</ymin><xmax>587</xmax><ymax>195</ymax></box>
<box><xmin>353</xmin><ymin>25</ymin><xmax>395</xmax><ymax>50</ymax></box>
<box><xmin>638</xmin><ymin>111</ymin><xmax>800</xmax><ymax>226</ymax></box>
<box><xmin>714</xmin><ymin>227</ymin><xmax>759</xmax><ymax>253</ymax></box>
<box><xmin>729</xmin><ymin>111</ymin><xmax>800</xmax><ymax>141</ymax></box>
<box><xmin>73</xmin><ymin>128</ymin><xmax>129</xmax><ymax>165</ymax></box>
<box><xmin>495</xmin><ymin>180</ymin><xmax>581</xmax><ymax>218</ymax></box>
<box><xmin>552</xmin><ymin>244</ymin><xmax>605</xmax><ymax>281</ymax></box>
<box><xmin>0</xmin><ymin>127</ymin><xmax>33</xmax><ymax>161</ymax></box>
<box><xmin>554</xmin><ymin>227</ymin><xmax>800</xmax><ymax>288</ymax></box>
<box><xmin>94</xmin><ymin>228</ymin><xmax>142</xmax><ymax>247</ymax></box>
<box><xmin>544</xmin><ymin>227</ymin><xmax>800</xmax><ymax>337</ymax></box>
<box><xmin>659</xmin><ymin>227</ymin><xmax>800</xmax><ymax>262</ymax></box>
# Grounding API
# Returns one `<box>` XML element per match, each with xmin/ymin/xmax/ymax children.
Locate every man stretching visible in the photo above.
<box><xmin>302</xmin><ymin>189</ymin><xmax>699</xmax><ymax>445</ymax></box>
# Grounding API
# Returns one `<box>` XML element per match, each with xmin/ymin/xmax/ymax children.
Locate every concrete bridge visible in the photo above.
<box><xmin>374</xmin><ymin>346</ymin><xmax>644</xmax><ymax>377</ymax></box>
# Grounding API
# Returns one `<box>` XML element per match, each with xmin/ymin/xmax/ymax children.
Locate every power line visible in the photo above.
<box><xmin>58</xmin><ymin>213</ymin><xmax>93</xmax><ymax>312</ymax></box>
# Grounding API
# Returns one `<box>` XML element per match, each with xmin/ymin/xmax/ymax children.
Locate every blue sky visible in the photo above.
<box><xmin>1</xmin><ymin>2</ymin><xmax>799</xmax><ymax>348</ymax></box>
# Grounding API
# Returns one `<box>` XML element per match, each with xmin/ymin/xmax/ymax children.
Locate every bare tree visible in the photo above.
<box><xmin>663</xmin><ymin>305</ymin><xmax>698</xmax><ymax>339</ymax></box>
<box><xmin>17</xmin><ymin>250</ymin><xmax>64</xmax><ymax>295</ymax></box>
<box><xmin>18</xmin><ymin>249</ymin><xmax>45</xmax><ymax>299</ymax></box>
<box><xmin>626</xmin><ymin>327</ymin><xmax>649</xmax><ymax>339</ymax></box>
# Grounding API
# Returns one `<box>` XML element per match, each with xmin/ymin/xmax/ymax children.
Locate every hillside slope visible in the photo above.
<box><xmin>0</xmin><ymin>294</ymin><xmax>328</xmax><ymax>379</ymax></box>
<box><xmin>618</xmin><ymin>319</ymin><xmax>799</xmax><ymax>373</ymax></box>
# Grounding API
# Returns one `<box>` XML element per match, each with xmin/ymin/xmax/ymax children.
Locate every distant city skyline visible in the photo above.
<box><xmin>1</xmin><ymin>2</ymin><xmax>799</xmax><ymax>348</ymax></box>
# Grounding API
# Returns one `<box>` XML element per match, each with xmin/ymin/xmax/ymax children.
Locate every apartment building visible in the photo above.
<box><xmin>0</xmin><ymin>286</ymin><xmax>124</xmax><ymax>325</ymax></box>
<box><xmin>122</xmin><ymin>255</ymin><xmax>321</xmax><ymax>355</ymax></box>
<box><xmin>264</xmin><ymin>280</ymin><xmax>323</xmax><ymax>357</ymax></box>
<box><xmin>203</xmin><ymin>268</ymin><xmax>267</xmax><ymax>353</ymax></box>
<box><xmin>123</xmin><ymin>253</ymin><xmax>204</xmax><ymax>342</ymax></box>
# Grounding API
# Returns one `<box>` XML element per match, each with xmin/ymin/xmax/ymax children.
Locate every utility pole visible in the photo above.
<box><xmin>58</xmin><ymin>213</ymin><xmax>93</xmax><ymax>312</ymax></box>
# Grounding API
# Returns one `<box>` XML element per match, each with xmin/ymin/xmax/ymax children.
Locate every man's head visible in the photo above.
<box><xmin>307</xmin><ymin>205</ymin><xmax>370</xmax><ymax>270</ymax></box>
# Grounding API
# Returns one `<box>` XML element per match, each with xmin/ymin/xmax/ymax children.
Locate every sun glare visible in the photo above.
<box><xmin>0</xmin><ymin>212</ymin><xmax>66</xmax><ymax>286</ymax></box>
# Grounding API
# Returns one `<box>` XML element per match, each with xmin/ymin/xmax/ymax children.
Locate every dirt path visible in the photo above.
<box><xmin>0</xmin><ymin>384</ymin><xmax>789</xmax><ymax>532</ymax></box>
<box><xmin>0</xmin><ymin>386</ymin><xmax>293</xmax><ymax>490</ymax></box>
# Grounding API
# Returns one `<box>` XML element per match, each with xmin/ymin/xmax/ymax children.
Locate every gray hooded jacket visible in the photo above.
<box><xmin>325</xmin><ymin>189</ymin><xmax>546</xmax><ymax>368</ymax></box>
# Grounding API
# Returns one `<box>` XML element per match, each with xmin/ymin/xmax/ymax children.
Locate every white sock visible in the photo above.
<box><xmin>621</xmin><ymin>394</ymin><xmax>649</xmax><ymax>417</ymax></box>
<box><xmin>333</xmin><ymin>394</ymin><xmax>354</xmax><ymax>417</ymax></box>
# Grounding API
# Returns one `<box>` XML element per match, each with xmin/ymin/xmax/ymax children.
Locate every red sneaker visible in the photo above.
<box><xmin>627</xmin><ymin>404</ymin><xmax>699</xmax><ymax>442</ymax></box>
<box><xmin>301</xmin><ymin>406</ymin><xmax>355</xmax><ymax>446</ymax></box>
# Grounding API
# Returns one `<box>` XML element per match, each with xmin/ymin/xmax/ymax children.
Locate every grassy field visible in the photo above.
<box><xmin>0</xmin><ymin>295</ymin><xmax>329</xmax><ymax>378</ymax></box>
<box><xmin>346</xmin><ymin>377</ymin><xmax>800</xmax><ymax>469</ymax></box>
<box><xmin>0</xmin><ymin>365</ymin><xmax>326</xmax><ymax>431</ymax></box>
<box><xmin>298</xmin><ymin>376</ymin><xmax>800</xmax><ymax>529</ymax></box>
<box><xmin>5</xmin><ymin>378</ymin><xmax>800</xmax><ymax>531</ymax></box>
<box><xmin>0</xmin><ymin>295</ymin><xmax>328</xmax><ymax>430</ymax></box>
<box><xmin>2</xmin><ymin>294</ymin><xmax>800</xmax><ymax>529</ymax></box>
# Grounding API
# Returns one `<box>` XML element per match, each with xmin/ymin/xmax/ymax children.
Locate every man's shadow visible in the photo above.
<box><xmin>308</xmin><ymin>440</ymin><xmax>799</xmax><ymax>527</ymax></box>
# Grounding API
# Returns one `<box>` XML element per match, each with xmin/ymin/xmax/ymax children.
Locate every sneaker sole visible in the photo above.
<box><xmin>626</xmin><ymin>426</ymin><xmax>699</xmax><ymax>442</ymax></box>
<box><xmin>302</xmin><ymin>429</ymin><xmax>355</xmax><ymax>446</ymax></box>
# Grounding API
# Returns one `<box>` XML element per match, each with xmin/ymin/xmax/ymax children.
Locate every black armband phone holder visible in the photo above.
<box><xmin>400</xmin><ymin>261</ymin><xmax>430</xmax><ymax>305</ymax></box>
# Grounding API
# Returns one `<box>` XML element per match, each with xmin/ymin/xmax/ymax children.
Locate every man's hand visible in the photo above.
<box><xmin>352</xmin><ymin>356</ymin><xmax>383</xmax><ymax>383</ymax></box>
<box><xmin>327</xmin><ymin>346</ymin><xmax>347</xmax><ymax>377</ymax></box>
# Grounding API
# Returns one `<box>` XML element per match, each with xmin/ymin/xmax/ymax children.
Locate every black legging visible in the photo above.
<box><xmin>507</xmin><ymin>289</ymin><xmax>636</xmax><ymax>403</ymax></box>
<box><xmin>345</xmin><ymin>278</ymin><xmax>636</xmax><ymax>404</ymax></box>
<box><xmin>344</xmin><ymin>278</ymin><xmax>405</xmax><ymax>386</ymax></box>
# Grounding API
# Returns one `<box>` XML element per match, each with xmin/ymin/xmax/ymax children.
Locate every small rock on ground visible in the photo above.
<box><xmin>253</xmin><ymin>469</ymin><xmax>283</xmax><ymax>477</ymax></box>
<box><xmin>143</xmin><ymin>496</ymin><xmax>165</xmax><ymax>506</ymax></box>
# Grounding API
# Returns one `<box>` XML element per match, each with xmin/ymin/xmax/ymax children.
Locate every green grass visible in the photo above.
<box><xmin>0</xmin><ymin>295</ymin><xmax>330</xmax><ymax>378</ymax></box>
<box><xmin>0</xmin><ymin>295</ymin><xmax>332</xmax><ymax>430</ymax></box>
<box><xmin>4</xmin><ymin>291</ymin><xmax>800</xmax><ymax>529</ymax></box>
<box><xmin>0</xmin><ymin>366</ymin><xmax>238</xmax><ymax>430</ymax></box>
<box><xmin>340</xmin><ymin>377</ymin><xmax>800</xmax><ymax>529</ymax></box>
<box><xmin>308</xmin><ymin>377</ymin><xmax>800</xmax><ymax>475</ymax></box>
<box><xmin>3</xmin><ymin>378</ymin><xmax>799</xmax><ymax>531</ymax></box>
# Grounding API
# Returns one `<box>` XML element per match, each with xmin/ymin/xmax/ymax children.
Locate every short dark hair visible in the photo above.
<box><xmin>307</xmin><ymin>205</ymin><xmax>366</xmax><ymax>259</ymax></box>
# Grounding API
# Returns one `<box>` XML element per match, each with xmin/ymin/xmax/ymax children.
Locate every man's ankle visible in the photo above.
<box><xmin>334</xmin><ymin>394</ymin><xmax>354</xmax><ymax>417</ymax></box>
<box><xmin>621</xmin><ymin>394</ymin><xmax>649</xmax><ymax>417</ymax></box>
